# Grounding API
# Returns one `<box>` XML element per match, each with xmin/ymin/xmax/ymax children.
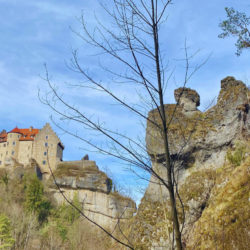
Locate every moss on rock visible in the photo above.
<box><xmin>186</xmin><ymin>156</ymin><xmax>250</xmax><ymax>249</ymax></box>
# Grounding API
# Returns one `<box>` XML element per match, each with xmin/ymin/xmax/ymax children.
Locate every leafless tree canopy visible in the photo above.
<box><xmin>41</xmin><ymin>1</ymin><xmax>207</xmax><ymax>249</ymax></box>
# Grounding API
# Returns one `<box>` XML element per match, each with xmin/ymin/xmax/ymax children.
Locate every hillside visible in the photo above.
<box><xmin>0</xmin><ymin>159</ymin><xmax>136</xmax><ymax>249</ymax></box>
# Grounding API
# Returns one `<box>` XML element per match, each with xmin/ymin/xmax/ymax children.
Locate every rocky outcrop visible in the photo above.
<box><xmin>174</xmin><ymin>87</ymin><xmax>200</xmax><ymax>113</ymax></box>
<box><xmin>130</xmin><ymin>76</ymin><xmax>249</xmax><ymax>249</ymax></box>
<box><xmin>146</xmin><ymin>76</ymin><xmax>249</xmax><ymax>199</ymax></box>
<box><xmin>51</xmin><ymin>160</ymin><xmax>112</xmax><ymax>193</ymax></box>
<box><xmin>186</xmin><ymin>156</ymin><xmax>250</xmax><ymax>249</ymax></box>
<box><xmin>49</xmin><ymin>158</ymin><xmax>136</xmax><ymax>229</ymax></box>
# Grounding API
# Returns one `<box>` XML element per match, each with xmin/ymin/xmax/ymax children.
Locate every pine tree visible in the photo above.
<box><xmin>0</xmin><ymin>214</ymin><xmax>15</xmax><ymax>249</ymax></box>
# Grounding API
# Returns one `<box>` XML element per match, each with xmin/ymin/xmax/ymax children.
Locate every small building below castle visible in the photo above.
<box><xmin>0</xmin><ymin>123</ymin><xmax>64</xmax><ymax>176</ymax></box>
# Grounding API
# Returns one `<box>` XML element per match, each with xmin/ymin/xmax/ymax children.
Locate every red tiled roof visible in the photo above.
<box><xmin>19</xmin><ymin>128</ymin><xmax>40</xmax><ymax>141</ymax></box>
<box><xmin>1</xmin><ymin>127</ymin><xmax>40</xmax><ymax>141</ymax></box>
<box><xmin>9</xmin><ymin>127</ymin><xmax>22</xmax><ymax>134</ymax></box>
<box><xmin>0</xmin><ymin>131</ymin><xmax>7</xmax><ymax>143</ymax></box>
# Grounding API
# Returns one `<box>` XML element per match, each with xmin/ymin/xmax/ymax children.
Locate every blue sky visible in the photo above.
<box><xmin>0</xmin><ymin>0</ymin><xmax>249</xmax><ymax>203</ymax></box>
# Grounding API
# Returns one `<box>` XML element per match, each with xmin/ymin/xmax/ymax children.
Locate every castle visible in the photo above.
<box><xmin>0</xmin><ymin>123</ymin><xmax>64</xmax><ymax>177</ymax></box>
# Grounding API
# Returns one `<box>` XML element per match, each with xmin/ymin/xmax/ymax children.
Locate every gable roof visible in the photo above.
<box><xmin>6</xmin><ymin>127</ymin><xmax>40</xmax><ymax>141</ymax></box>
<box><xmin>9</xmin><ymin>127</ymin><xmax>22</xmax><ymax>134</ymax></box>
<box><xmin>1</xmin><ymin>124</ymin><xmax>63</xmax><ymax>146</ymax></box>
<box><xmin>19</xmin><ymin>128</ymin><xmax>40</xmax><ymax>141</ymax></box>
<box><xmin>0</xmin><ymin>130</ymin><xmax>7</xmax><ymax>143</ymax></box>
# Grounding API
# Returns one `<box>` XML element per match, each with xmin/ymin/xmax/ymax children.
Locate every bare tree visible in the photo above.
<box><xmin>41</xmin><ymin>1</ymin><xmax>207</xmax><ymax>249</ymax></box>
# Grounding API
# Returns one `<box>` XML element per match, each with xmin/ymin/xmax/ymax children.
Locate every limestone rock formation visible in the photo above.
<box><xmin>130</xmin><ymin>76</ymin><xmax>249</xmax><ymax>249</ymax></box>
<box><xmin>174</xmin><ymin>87</ymin><xmax>200</xmax><ymax>113</ymax></box>
<box><xmin>49</xmin><ymin>158</ymin><xmax>136</xmax><ymax>229</ymax></box>
<box><xmin>51</xmin><ymin>160</ymin><xmax>111</xmax><ymax>193</ymax></box>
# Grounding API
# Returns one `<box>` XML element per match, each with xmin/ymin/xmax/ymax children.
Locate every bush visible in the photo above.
<box><xmin>0</xmin><ymin>170</ymin><xmax>9</xmax><ymax>192</ymax></box>
<box><xmin>0</xmin><ymin>214</ymin><xmax>15</xmax><ymax>249</ymax></box>
<box><xmin>25</xmin><ymin>175</ymin><xmax>51</xmax><ymax>224</ymax></box>
<box><xmin>55</xmin><ymin>194</ymin><xmax>81</xmax><ymax>224</ymax></box>
<box><xmin>227</xmin><ymin>143</ymin><xmax>246</xmax><ymax>166</ymax></box>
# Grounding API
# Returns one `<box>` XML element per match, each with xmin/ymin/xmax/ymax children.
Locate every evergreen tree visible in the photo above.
<box><xmin>0</xmin><ymin>214</ymin><xmax>15</xmax><ymax>249</ymax></box>
<box><xmin>25</xmin><ymin>175</ymin><xmax>51</xmax><ymax>224</ymax></box>
<box><xmin>219</xmin><ymin>7</ymin><xmax>250</xmax><ymax>55</ymax></box>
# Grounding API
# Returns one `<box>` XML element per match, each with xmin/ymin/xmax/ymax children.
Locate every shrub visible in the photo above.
<box><xmin>0</xmin><ymin>170</ymin><xmax>9</xmax><ymax>191</ymax></box>
<box><xmin>25</xmin><ymin>175</ymin><xmax>51</xmax><ymax>224</ymax></box>
<box><xmin>0</xmin><ymin>214</ymin><xmax>15</xmax><ymax>249</ymax></box>
<box><xmin>55</xmin><ymin>194</ymin><xmax>81</xmax><ymax>224</ymax></box>
<box><xmin>227</xmin><ymin>143</ymin><xmax>246</xmax><ymax>166</ymax></box>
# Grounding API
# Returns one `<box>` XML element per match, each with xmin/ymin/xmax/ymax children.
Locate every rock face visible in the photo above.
<box><xmin>51</xmin><ymin>160</ymin><xmax>112</xmax><ymax>193</ymax></box>
<box><xmin>146</xmin><ymin>76</ymin><xmax>249</xmax><ymax>200</ymax></box>
<box><xmin>130</xmin><ymin>77</ymin><xmax>249</xmax><ymax>249</ymax></box>
<box><xmin>174</xmin><ymin>87</ymin><xmax>200</xmax><ymax>113</ymax></box>
<box><xmin>49</xmin><ymin>158</ymin><xmax>136</xmax><ymax>229</ymax></box>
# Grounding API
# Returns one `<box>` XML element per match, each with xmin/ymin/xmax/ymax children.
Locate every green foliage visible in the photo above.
<box><xmin>219</xmin><ymin>7</ymin><xmax>250</xmax><ymax>55</ymax></box>
<box><xmin>0</xmin><ymin>214</ymin><xmax>15</xmax><ymax>249</ymax></box>
<box><xmin>25</xmin><ymin>175</ymin><xmax>51</xmax><ymax>224</ymax></box>
<box><xmin>0</xmin><ymin>174</ymin><xmax>8</xmax><ymax>188</ymax></box>
<box><xmin>226</xmin><ymin>143</ymin><xmax>246</xmax><ymax>166</ymax></box>
<box><xmin>106</xmin><ymin>178</ymin><xmax>112</xmax><ymax>192</ymax></box>
<box><xmin>0</xmin><ymin>172</ymin><xmax>9</xmax><ymax>192</ymax></box>
<box><xmin>43</xmin><ymin>194</ymin><xmax>81</xmax><ymax>242</ymax></box>
<box><xmin>55</xmin><ymin>194</ymin><xmax>81</xmax><ymax>224</ymax></box>
<box><xmin>37</xmin><ymin>200</ymin><xmax>52</xmax><ymax>224</ymax></box>
<box><xmin>25</xmin><ymin>175</ymin><xmax>44</xmax><ymax>212</ymax></box>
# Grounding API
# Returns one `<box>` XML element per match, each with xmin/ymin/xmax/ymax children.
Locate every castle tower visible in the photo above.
<box><xmin>0</xmin><ymin>130</ymin><xmax>7</xmax><ymax>166</ymax></box>
<box><xmin>6</xmin><ymin>127</ymin><xmax>21</xmax><ymax>165</ymax></box>
<box><xmin>32</xmin><ymin>123</ymin><xmax>64</xmax><ymax>178</ymax></box>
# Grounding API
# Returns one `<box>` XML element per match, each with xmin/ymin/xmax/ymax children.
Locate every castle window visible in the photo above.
<box><xmin>44</xmin><ymin>152</ymin><xmax>47</xmax><ymax>156</ymax></box>
<box><xmin>6</xmin><ymin>151</ymin><xmax>8</xmax><ymax>155</ymax></box>
<box><xmin>45</xmin><ymin>143</ymin><xmax>48</xmax><ymax>147</ymax></box>
<box><xmin>10</xmin><ymin>134</ymin><xmax>12</xmax><ymax>138</ymax></box>
<box><xmin>13</xmin><ymin>142</ymin><xmax>15</xmax><ymax>145</ymax></box>
<box><xmin>0</xmin><ymin>161</ymin><xmax>1</xmax><ymax>165</ymax></box>
<box><xmin>3</xmin><ymin>144</ymin><xmax>6</xmax><ymax>147</ymax></box>
<box><xmin>42</xmin><ymin>160</ymin><xmax>46</xmax><ymax>165</ymax></box>
<box><xmin>12</xmin><ymin>151</ymin><xmax>14</xmax><ymax>155</ymax></box>
<box><xmin>46</xmin><ymin>135</ymin><xmax>48</xmax><ymax>140</ymax></box>
<box><xmin>7</xmin><ymin>142</ymin><xmax>9</xmax><ymax>145</ymax></box>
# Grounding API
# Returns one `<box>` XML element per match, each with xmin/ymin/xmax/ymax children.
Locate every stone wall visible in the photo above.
<box><xmin>0</xmin><ymin>133</ymin><xmax>21</xmax><ymax>168</ymax></box>
<box><xmin>33</xmin><ymin>123</ymin><xmax>63</xmax><ymax>177</ymax></box>
<box><xmin>18</xmin><ymin>141</ymin><xmax>33</xmax><ymax>165</ymax></box>
<box><xmin>0</xmin><ymin>142</ymin><xmax>7</xmax><ymax>167</ymax></box>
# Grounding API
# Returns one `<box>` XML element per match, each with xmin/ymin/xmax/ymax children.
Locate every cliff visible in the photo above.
<box><xmin>1</xmin><ymin>156</ymin><xmax>136</xmax><ymax>233</ymax></box>
<box><xmin>48</xmin><ymin>158</ymin><xmax>136</xmax><ymax>230</ymax></box>
<box><xmin>129</xmin><ymin>76</ymin><xmax>249</xmax><ymax>249</ymax></box>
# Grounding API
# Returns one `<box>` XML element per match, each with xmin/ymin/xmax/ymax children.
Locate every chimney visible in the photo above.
<box><xmin>29</xmin><ymin>126</ymin><xmax>33</xmax><ymax>131</ymax></box>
